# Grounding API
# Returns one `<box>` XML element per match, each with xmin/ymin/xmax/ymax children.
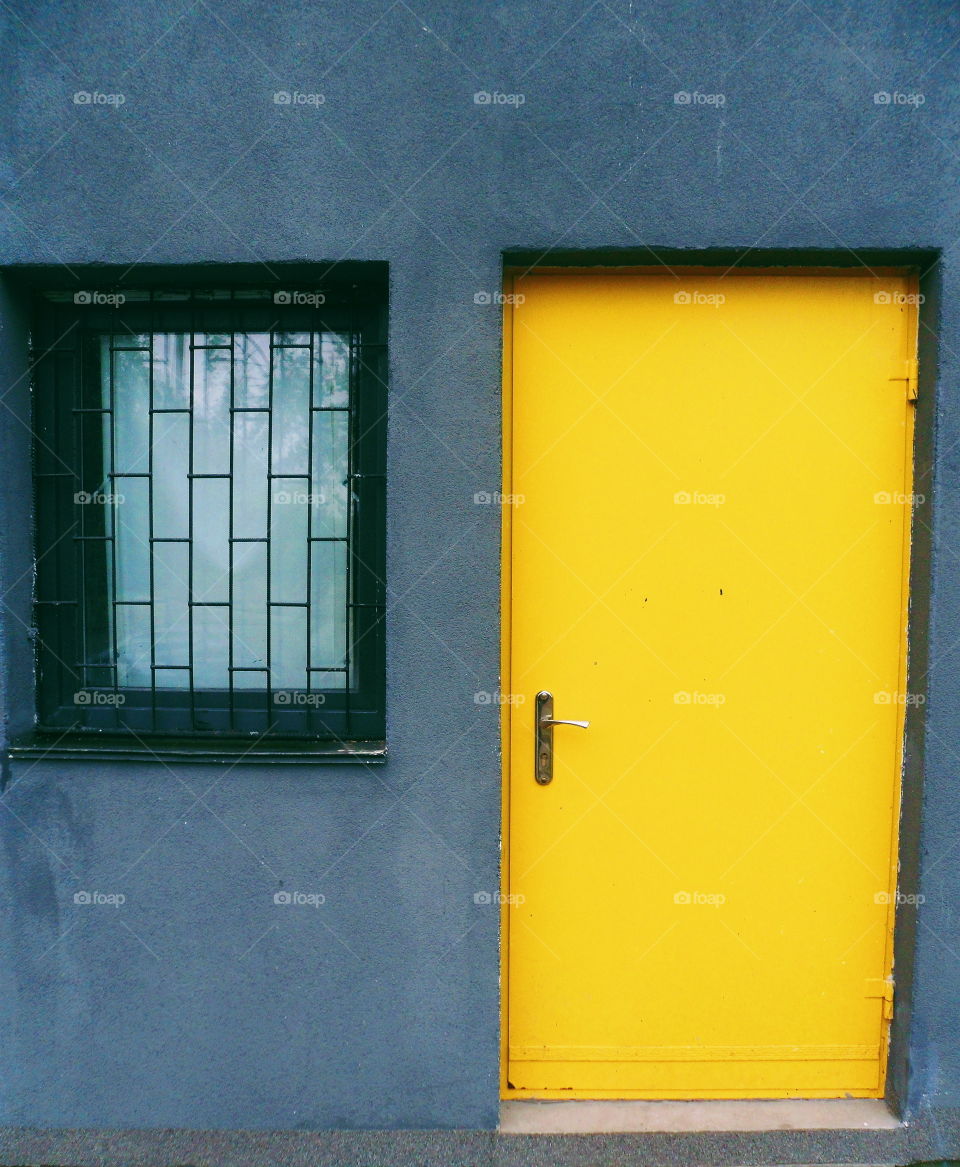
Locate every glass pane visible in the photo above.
<box><xmin>316</xmin><ymin>333</ymin><xmax>350</xmax><ymax>407</ymax></box>
<box><xmin>310</xmin><ymin>541</ymin><xmax>347</xmax><ymax>670</ymax></box>
<box><xmin>272</xmin><ymin>343</ymin><xmax>311</xmax><ymax>474</ymax></box>
<box><xmin>192</xmin><ymin>347</ymin><xmax>231</xmax><ymax>475</ymax></box>
<box><xmin>193</xmin><ymin>605</ymin><xmax>229</xmax><ymax>690</ymax></box>
<box><xmin>233</xmin><ymin>411</ymin><xmax>269</xmax><ymax>539</ymax></box>
<box><xmin>110</xmin><ymin>345</ymin><xmax>150</xmax><ymax>474</ymax></box>
<box><xmin>311</xmin><ymin>411</ymin><xmax>348</xmax><ymax>537</ymax></box>
<box><xmin>116</xmin><ymin>604</ymin><xmax>152</xmax><ymax>688</ymax></box>
<box><xmin>270</xmin><ymin>478</ymin><xmax>308</xmax><ymax>604</ymax></box>
<box><xmin>234</xmin><ymin>333</ymin><xmax>270</xmax><ymax>408</ymax></box>
<box><xmin>232</xmin><ymin>540</ymin><xmax>268</xmax><ymax>681</ymax></box>
<box><xmin>271</xmin><ymin>606</ymin><xmax>308</xmax><ymax>690</ymax></box>
<box><xmin>114</xmin><ymin>477</ymin><xmax>150</xmax><ymax>603</ymax></box>
<box><xmin>193</xmin><ymin>478</ymin><xmax>230</xmax><ymax>602</ymax></box>
<box><xmin>152</xmin><ymin>413</ymin><xmax>190</xmax><ymax>539</ymax></box>
<box><xmin>152</xmin><ymin>333</ymin><xmax>190</xmax><ymax>409</ymax></box>
<box><xmin>153</xmin><ymin>542</ymin><xmax>189</xmax><ymax>680</ymax></box>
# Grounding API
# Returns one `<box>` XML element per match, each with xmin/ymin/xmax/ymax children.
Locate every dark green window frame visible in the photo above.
<box><xmin>17</xmin><ymin>287</ymin><xmax>387</xmax><ymax>763</ymax></box>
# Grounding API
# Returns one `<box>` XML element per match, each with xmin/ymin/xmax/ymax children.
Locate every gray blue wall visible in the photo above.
<box><xmin>0</xmin><ymin>0</ymin><xmax>958</xmax><ymax>1138</ymax></box>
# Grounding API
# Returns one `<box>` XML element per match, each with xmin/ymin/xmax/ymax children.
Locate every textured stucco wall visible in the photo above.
<box><xmin>0</xmin><ymin>0</ymin><xmax>958</xmax><ymax>1136</ymax></box>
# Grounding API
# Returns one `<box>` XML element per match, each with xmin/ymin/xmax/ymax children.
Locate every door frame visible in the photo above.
<box><xmin>498</xmin><ymin>261</ymin><xmax>934</xmax><ymax>1111</ymax></box>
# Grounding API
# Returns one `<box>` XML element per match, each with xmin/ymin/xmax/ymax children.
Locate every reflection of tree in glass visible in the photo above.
<box><xmin>235</xmin><ymin>333</ymin><xmax>270</xmax><ymax>406</ymax></box>
<box><xmin>152</xmin><ymin>334</ymin><xmax>190</xmax><ymax>408</ymax></box>
<box><xmin>273</xmin><ymin>344</ymin><xmax>310</xmax><ymax>472</ymax></box>
<box><xmin>319</xmin><ymin>333</ymin><xmax>350</xmax><ymax>407</ymax></box>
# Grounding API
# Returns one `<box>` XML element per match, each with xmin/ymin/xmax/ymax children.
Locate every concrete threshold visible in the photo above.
<box><xmin>499</xmin><ymin>1098</ymin><xmax>901</xmax><ymax>1134</ymax></box>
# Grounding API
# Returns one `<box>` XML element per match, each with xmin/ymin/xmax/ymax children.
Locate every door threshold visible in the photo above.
<box><xmin>499</xmin><ymin>1098</ymin><xmax>901</xmax><ymax>1134</ymax></box>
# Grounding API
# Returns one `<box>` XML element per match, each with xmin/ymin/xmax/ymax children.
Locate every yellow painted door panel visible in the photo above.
<box><xmin>503</xmin><ymin>272</ymin><xmax>916</xmax><ymax>1099</ymax></box>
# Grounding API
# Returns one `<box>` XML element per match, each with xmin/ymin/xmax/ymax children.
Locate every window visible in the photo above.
<box><xmin>24</xmin><ymin>288</ymin><xmax>386</xmax><ymax>760</ymax></box>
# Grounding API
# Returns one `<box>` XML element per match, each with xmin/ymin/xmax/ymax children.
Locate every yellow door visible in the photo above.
<box><xmin>503</xmin><ymin>271</ymin><xmax>918</xmax><ymax>1099</ymax></box>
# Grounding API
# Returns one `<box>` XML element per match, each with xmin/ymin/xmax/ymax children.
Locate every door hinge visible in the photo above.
<box><xmin>890</xmin><ymin>359</ymin><xmax>918</xmax><ymax>402</ymax></box>
<box><xmin>866</xmin><ymin>977</ymin><xmax>895</xmax><ymax>1020</ymax></box>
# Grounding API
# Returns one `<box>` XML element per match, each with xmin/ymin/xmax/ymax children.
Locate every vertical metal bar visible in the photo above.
<box><xmin>188</xmin><ymin>300</ymin><xmax>196</xmax><ymax>728</ymax></box>
<box><xmin>266</xmin><ymin>322</ymin><xmax>274</xmax><ymax>727</ymax></box>
<box><xmin>74</xmin><ymin>326</ymin><xmax>86</xmax><ymax>703</ymax></box>
<box><xmin>228</xmin><ymin>303</ymin><xmax>236</xmax><ymax>732</ymax></box>
<box><xmin>107</xmin><ymin>331</ymin><xmax>121</xmax><ymax>725</ymax></box>
<box><xmin>148</xmin><ymin>296</ymin><xmax>157</xmax><ymax>731</ymax></box>
<box><xmin>305</xmin><ymin>326</ymin><xmax>315</xmax><ymax>730</ymax></box>
<box><xmin>344</xmin><ymin>329</ymin><xmax>355</xmax><ymax>730</ymax></box>
<box><xmin>70</xmin><ymin>323</ymin><xmax>84</xmax><ymax>720</ymax></box>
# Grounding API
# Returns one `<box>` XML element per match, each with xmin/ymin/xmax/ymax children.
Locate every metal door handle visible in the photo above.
<box><xmin>535</xmin><ymin>691</ymin><xmax>589</xmax><ymax>785</ymax></box>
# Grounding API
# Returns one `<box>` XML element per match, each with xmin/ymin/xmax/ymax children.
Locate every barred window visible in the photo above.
<box><xmin>25</xmin><ymin>288</ymin><xmax>386</xmax><ymax>761</ymax></box>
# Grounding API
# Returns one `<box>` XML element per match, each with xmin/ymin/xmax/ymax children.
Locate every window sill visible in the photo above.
<box><xmin>8</xmin><ymin>733</ymin><xmax>387</xmax><ymax>766</ymax></box>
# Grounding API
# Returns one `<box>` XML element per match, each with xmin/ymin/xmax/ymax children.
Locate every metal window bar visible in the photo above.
<box><xmin>31</xmin><ymin>289</ymin><xmax>385</xmax><ymax>744</ymax></box>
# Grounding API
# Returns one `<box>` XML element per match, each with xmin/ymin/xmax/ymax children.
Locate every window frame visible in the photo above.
<box><xmin>14</xmin><ymin>287</ymin><xmax>387</xmax><ymax>764</ymax></box>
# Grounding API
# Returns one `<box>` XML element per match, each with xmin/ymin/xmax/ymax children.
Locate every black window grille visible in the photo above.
<box><xmin>28</xmin><ymin>288</ymin><xmax>386</xmax><ymax>758</ymax></box>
